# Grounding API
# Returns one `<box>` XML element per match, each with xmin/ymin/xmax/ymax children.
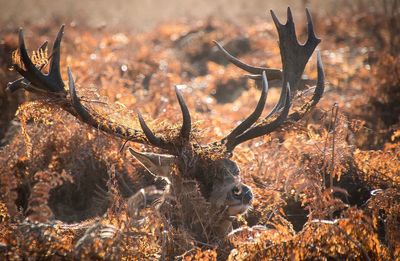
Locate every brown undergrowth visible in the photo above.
<box><xmin>0</xmin><ymin>4</ymin><xmax>399</xmax><ymax>260</ymax></box>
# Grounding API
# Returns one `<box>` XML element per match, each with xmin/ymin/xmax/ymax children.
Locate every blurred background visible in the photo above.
<box><xmin>0</xmin><ymin>0</ymin><xmax>369</xmax><ymax>30</ymax></box>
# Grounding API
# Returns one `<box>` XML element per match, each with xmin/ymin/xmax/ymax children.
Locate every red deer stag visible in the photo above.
<box><xmin>7</xmin><ymin>7</ymin><xmax>324</xmax><ymax>239</ymax></box>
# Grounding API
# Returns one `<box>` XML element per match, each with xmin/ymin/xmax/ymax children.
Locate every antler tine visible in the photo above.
<box><xmin>48</xmin><ymin>25</ymin><xmax>64</xmax><ymax>91</ymax></box>
<box><xmin>213</xmin><ymin>41</ymin><xmax>282</xmax><ymax>81</ymax></box>
<box><xmin>68</xmin><ymin>67</ymin><xmax>95</xmax><ymax>122</ymax></box>
<box><xmin>271</xmin><ymin>7</ymin><xmax>321</xmax><ymax>94</ymax></box>
<box><xmin>39</xmin><ymin>41</ymin><xmax>48</xmax><ymax>51</ymax></box>
<box><xmin>305</xmin><ymin>8</ymin><xmax>319</xmax><ymax>47</ymax></box>
<box><xmin>226</xmin><ymin>83</ymin><xmax>292</xmax><ymax>152</ymax></box>
<box><xmin>223</xmin><ymin>70</ymin><xmax>268</xmax><ymax>146</ymax></box>
<box><xmin>311</xmin><ymin>51</ymin><xmax>325</xmax><ymax>107</ymax></box>
<box><xmin>16</xmin><ymin>29</ymin><xmax>47</xmax><ymax>90</ymax></box>
<box><xmin>15</xmin><ymin>26</ymin><xmax>66</xmax><ymax>94</ymax></box>
<box><xmin>175</xmin><ymin>86</ymin><xmax>192</xmax><ymax>141</ymax></box>
<box><xmin>263</xmin><ymin>81</ymin><xmax>288</xmax><ymax>120</ymax></box>
<box><xmin>137</xmin><ymin>112</ymin><xmax>170</xmax><ymax>149</ymax></box>
<box><xmin>288</xmin><ymin>51</ymin><xmax>325</xmax><ymax>122</ymax></box>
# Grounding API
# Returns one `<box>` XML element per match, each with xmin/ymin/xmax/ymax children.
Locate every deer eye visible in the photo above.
<box><xmin>232</xmin><ymin>186</ymin><xmax>242</xmax><ymax>197</ymax></box>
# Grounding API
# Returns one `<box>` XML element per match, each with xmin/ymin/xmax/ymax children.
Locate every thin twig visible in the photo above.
<box><xmin>330</xmin><ymin>103</ymin><xmax>339</xmax><ymax>189</ymax></box>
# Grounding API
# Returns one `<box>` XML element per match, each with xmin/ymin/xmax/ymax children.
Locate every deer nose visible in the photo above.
<box><xmin>241</xmin><ymin>185</ymin><xmax>253</xmax><ymax>204</ymax></box>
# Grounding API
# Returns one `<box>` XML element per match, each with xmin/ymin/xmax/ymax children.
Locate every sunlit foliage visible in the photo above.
<box><xmin>0</xmin><ymin>3</ymin><xmax>399</xmax><ymax>259</ymax></box>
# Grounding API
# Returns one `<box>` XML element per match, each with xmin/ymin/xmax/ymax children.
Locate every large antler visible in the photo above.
<box><xmin>7</xmin><ymin>26</ymin><xmax>192</xmax><ymax>154</ymax></box>
<box><xmin>219</xmin><ymin>8</ymin><xmax>325</xmax><ymax>152</ymax></box>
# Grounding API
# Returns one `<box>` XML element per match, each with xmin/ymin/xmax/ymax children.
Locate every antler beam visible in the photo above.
<box><xmin>9</xmin><ymin>25</ymin><xmax>193</xmax><ymax>154</ymax></box>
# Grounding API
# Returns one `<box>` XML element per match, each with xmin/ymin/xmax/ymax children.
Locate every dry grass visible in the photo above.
<box><xmin>0</xmin><ymin>1</ymin><xmax>399</xmax><ymax>260</ymax></box>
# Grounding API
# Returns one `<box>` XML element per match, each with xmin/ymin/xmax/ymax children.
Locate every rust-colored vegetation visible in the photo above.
<box><xmin>0</xmin><ymin>1</ymin><xmax>399</xmax><ymax>260</ymax></box>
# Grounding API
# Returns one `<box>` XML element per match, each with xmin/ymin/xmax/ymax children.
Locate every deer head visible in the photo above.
<box><xmin>7</xmin><ymin>7</ymin><xmax>324</xmax><ymax>238</ymax></box>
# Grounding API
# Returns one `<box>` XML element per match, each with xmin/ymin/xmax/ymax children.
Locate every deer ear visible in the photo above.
<box><xmin>128</xmin><ymin>148</ymin><xmax>175</xmax><ymax>178</ymax></box>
